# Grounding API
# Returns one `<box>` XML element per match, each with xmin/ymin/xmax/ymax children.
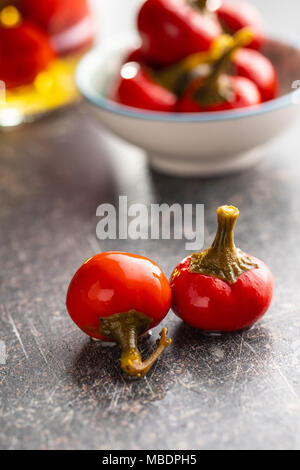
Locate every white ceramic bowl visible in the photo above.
<box><xmin>76</xmin><ymin>32</ymin><xmax>300</xmax><ymax>177</ymax></box>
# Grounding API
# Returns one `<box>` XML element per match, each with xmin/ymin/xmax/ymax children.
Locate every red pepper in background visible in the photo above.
<box><xmin>170</xmin><ymin>206</ymin><xmax>274</xmax><ymax>332</ymax></box>
<box><xmin>137</xmin><ymin>0</ymin><xmax>221</xmax><ymax>66</ymax></box>
<box><xmin>66</xmin><ymin>252</ymin><xmax>172</xmax><ymax>378</ymax></box>
<box><xmin>216</xmin><ymin>1</ymin><xmax>264</xmax><ymax>50</ymax></box>
<box><xmin>20</xmin><ymin>0</ymin><xmax>93</xmax><ymax>54</ymax></box>
<box><xmin>0</xmin><ymin>16</ymin><xmax>55</xmax><ymax>89</ymax></box>
<box><xmin>112</xmin><ymin>62</ymin><xmax>177</xmax><ymax>112</ymax></box>
<box><xmin>179</xmin><ymin>75</ymin><xmax>261</xmax><ymax>112</ymax></box>
<box><xmin>177</xmin><ymin>31</ymin><xmax>262</xmax><ymax>112</ymax></box>
<box><xmin>20</xmin><ymin>0</ymin><xmax>90</xmax><ymax>35</ymax></box>
<box><xmin>233</xmin><ymin>48</ymin><xmax>278</xmax><ymax>102</ymax></box>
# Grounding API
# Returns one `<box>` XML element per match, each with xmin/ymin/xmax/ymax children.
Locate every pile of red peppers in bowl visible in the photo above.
<box><xmin>66</xmin><ymin>205</ymin><xmax>274</xmax><ymax>379</ymax></box>
<box><xmin>111</xmin><ymin>0</ymin><xmax>279</xmax><ymax>113</ymax></box>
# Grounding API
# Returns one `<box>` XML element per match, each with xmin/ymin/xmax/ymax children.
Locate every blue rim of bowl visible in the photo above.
<box><xmin>76</xmin><ymin>34</ymin><xmax>300</xmax><ymax>123</ymax></box>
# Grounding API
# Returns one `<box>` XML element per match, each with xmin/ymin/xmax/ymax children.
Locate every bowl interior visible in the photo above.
<box><xmin>263</xmin><ymin>39</ymin><xmax>300</xmax><ymax>95</ymax></box>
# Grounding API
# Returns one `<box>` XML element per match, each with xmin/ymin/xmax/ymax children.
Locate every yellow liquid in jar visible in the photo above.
<box><xmin>0</xmin><ymin>1</ymin><xmax>94</xmax><ymax>127</ymax></box>
<box><xmin>0</xmin><ymin>52</ymin><xmax>86</xmax><ymax>127</ymax></box>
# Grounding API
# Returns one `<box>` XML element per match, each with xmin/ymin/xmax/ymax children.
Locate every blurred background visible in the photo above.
<box><xmin>93</xmin><ymin>0</ymin><xmax>299</xmax><ymax>39</ymax></box>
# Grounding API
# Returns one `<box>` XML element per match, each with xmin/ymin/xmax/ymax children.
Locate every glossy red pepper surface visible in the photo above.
<box><xmin>178</xmin><ymin>75</ymin><xmax>261</xmax><ymax>112</ymax></box>
<box><xmin>20</xmin><ymin>0</ymin><xmax>93</xmax><ymax>54</ymax></box>
<box><xmin>0</xmin><ymin>21</ymin><xmax>55</xmax><ymax>89</ymax></box>
<box><xmin>66</xmin><ymin>252</ymin><xmax>172</xmax><ymax>340</ymax></box>
<box><xmin>170</xmin><ymin>206</ymin><xmax>274</xmax><ymax>332</ymax></box>
<box><xmin>137</xmin><ymin>0</ymin><xmax>221</xmax><ymax>66</ymax></box>
<box><xmin>234</xmin><ymin>48</ymin><xmax>278</xmax><ymax>102</ymax></box>
<box><xmin>112</xmin><ymin>62</ymin><xmax>177</xmax><ymax>112</ymax></box>
<box><xmin>171</xmin><ymin>254</ymin><xmax>273</xmax><ymax>331</ymax></box>
<box><xmin>20</xmin><ymin>0</ymin><xmax>90</xmax><ymax>35</ymax></box>
<box><xmin>217</xmin><ymin>1</ymin><xmax>264</xmax><ymax>50</ymax></box>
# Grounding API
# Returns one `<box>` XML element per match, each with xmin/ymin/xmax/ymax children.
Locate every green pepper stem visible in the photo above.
<box><xmin>193</xmin><ymin>0</ymin><xmax>208</xmax><ymax>10</ymax></box>
<box><xmin>194</xmin><ymin>29</ymin><xmax>254</xmax><ymax>105</ymax></box>
<box><xmin>210</xmin><ymin>29</ymin><xmax>254</xmax><ymax>81</ymax></box>
<box><xmin>211</xmin><ymin>205</ymin><xmax>238</xmax><ymax>252</ymax></box>
<box><xmin>153</xmin><ymin>29</ymin><xmax>254</xmax><ymax>100</ymax></box>
<box><xmin>120</xmin><ymin>327</ymin><xmax>171</xmax><ymax>378</ymax></box>
<box><xmin>100</xmin><ymin>310</ymin><xmax>171</xmax><ymax>378</ymax></box>
<box><xmin>189</xmin><ymin>205</ymin><xmax>258</xmax><ymax>283</ymax></box>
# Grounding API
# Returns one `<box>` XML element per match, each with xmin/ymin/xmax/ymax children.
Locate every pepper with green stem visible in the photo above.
<box><xmin>66</xmin><ymin>252</ymin><xmax>172</xmax><ymax>378</ymax></box>
<box><xmin>173</xmin><ymin>29</ymin><xmax>263</xmax><ymax>111</ymax></box>
<box><xmin>170</xmin><ymin>206</ymin><xmax>274</xmax><ymax>332</ymax></box>
<box><xmin>216</xmin><ymin>0</ymin><xmax>265</xmax><ymax>50</ymax></box>
<box><xmin>137</xmin><ymin>0</ymin><xmax>221</xmax><ymax>67</ymax></box>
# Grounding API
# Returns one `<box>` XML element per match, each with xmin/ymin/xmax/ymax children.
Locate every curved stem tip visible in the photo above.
<box><xmin>100</xmin><ymin>310</ymin><xmax>171</xmax><ymax>379</ymax></box>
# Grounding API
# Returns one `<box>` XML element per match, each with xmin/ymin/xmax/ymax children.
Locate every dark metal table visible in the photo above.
<box><xmin>1</xmin><ymin>0</ymin><xmax>300</xmax><ymax>451</ymax></box>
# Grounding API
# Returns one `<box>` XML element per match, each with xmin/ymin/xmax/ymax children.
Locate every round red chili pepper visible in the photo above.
<box><xmin>112</xmin><ymin>61</ymin><xmax>177</xmax><ymax>112</ymax></box>
<box><xmin>233</xmin><ymin>48</ymin><xmax>278</xmax><ymax>102</ymax></box>
<box><xmin>170</xmin><ymin>206</ymin><xmax>274</xmax><ymax>332</ymax></box>
<box><xmin>0</xmin><ymin>10</ymin><xmax>55</xmax><ymax>89</ymax></box>
<box><xmin>177</xmin><ymin>32</ymin><xmax>262</xmax><ymax>112</ymax></box>
<box><xmin>20</xmin><ymin>0</ymin><xmax>90</xmax><ymax>35</ymax></box>
<box><xmin>66</xmin><ymin>252</ymin><xmax>172</xmax><ymax>378</ymax></box>
<box><xmin>178</xmin><ymin>75</ymin><xmax>261</xmax><ymax>112</ymax></box>
<box><xmin>20</xmin><ymin>0</ymin><xmax>93</xmax><ymax>54</ymax></box>
<box><xmin>216</xmin><ymin>1</ymin><xmax>264</xmax><ymax>50</ymax></box>
<box><xmin>137</xmin><ymin>0</ymin><xmax>221</xmax><ymax>67</ymax></box>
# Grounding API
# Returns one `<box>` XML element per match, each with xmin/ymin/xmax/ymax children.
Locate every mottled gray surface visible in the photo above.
<box><xmin>1</xmin><ymin>105</ymin><xmax>300</xmax><ymax>450</ymax></box>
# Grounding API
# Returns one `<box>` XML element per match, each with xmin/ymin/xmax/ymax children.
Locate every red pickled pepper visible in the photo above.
<box><xmin>112</xmin><ymin>61</ymin><xmax>177</xmax><ymax>112</ymax></box>
<box><xmin>179</xmin><ymin>75</ymin><xmax>261</xmax><ymax>112</ymax></box>
<box><xmin>20</xmin><ymin>0</ymin><xmax>90</xmax><ymax>36</ymax></box>
<box><xmin>216</xmin><ymin>1</ymin><xmax>265</xmax><ymax>50</ymax></box>
<box><xmin>20</xmin><ymin>0</ymin><xmax>93</xmax><ymax>54</ymax></box>
<box><xmin>66</xmin><ymin>252</ymin><xmax>172</xmax><ymax>378</ymax></box>
<box><xmin>0</xmin><ymin>5</ymin><xmax>55</xmax><ymax>89</ymax></box>
<box><xmin>177</xmin><ymin>31</ymin><xmax>262</xmax><ymax>112</ymax></box>
<box><xmin>137</xmin><ymin>0</ymin><xmax>222</xmax><ymax>66</ymax></box>
<box><xmin>233</xmin><ymin>48</ymin><xmax>278</xmax><ymax>102</ymax></box>
<box><xmin>170</xmin><ymin>206</ymin><xmax>274</xmax><ymax>332</ymax></box>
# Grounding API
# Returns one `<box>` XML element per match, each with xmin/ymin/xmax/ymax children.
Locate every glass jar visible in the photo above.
<box><xmin>0</xmin><ymin>0</ymin><xmax>94</xmax><ymax>127</ymax></box>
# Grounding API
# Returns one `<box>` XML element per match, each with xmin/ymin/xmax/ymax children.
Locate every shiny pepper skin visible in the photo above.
<box><xmin>233</xmin><ymin>48</ymin><xmax>278</xmax><ymax>102</ymax></box>
<box><xmin>66</xmin><ymin>252</ymin><xmax>172</xmax><ymax>378</ymax></box>
<box><xmin>170</xmin><ymin>206</ymin><xmax>274</xmax><ymax>332</ymax></box>
<box><xmin>171</xmin><ymin>254</ymin><xmax>273</xmax><ymax>331</ymax></box>
<box><xmin>20</xmin><ymin>0</ymin><xmax>93</xmax><ymax>54</ymax></box>
<box><xmin>67</xmin><ymin>252</ymin><xmax>171</xmax><ymax>339</ymax></box>
<box><xmin>137</xmin><ymin>0</ymin><xmax>222</xmax><ymax>66</ymax></box>
<box><xmin>112</xmin><ymin>62</ymin><xmax>177</xmax><ymax>112</ymax></box>
<box><xmin>0</xmin><ymin>21</ymin><xmax>55</xmax><ymax>89</ymax></box>
<box><xmin>178</xmin><ymin>75</ymin><xmax>262</xmax><ymax>112</ymax></box>
<box><xmin>20</xmin><ymin>0</ymin><xmax>90</xmax><ymax>36</ymax></box>
<box><xmin>217</xmin><ymin>1</ymin><xmax>264</xmax><ymax>50</ymax></box>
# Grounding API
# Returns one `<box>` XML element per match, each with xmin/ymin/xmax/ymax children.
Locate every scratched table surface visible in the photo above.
<box><xmin>1</xmin><ymin>0</ymin><xmax>300</xmax><ymax>451</ymax></box>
